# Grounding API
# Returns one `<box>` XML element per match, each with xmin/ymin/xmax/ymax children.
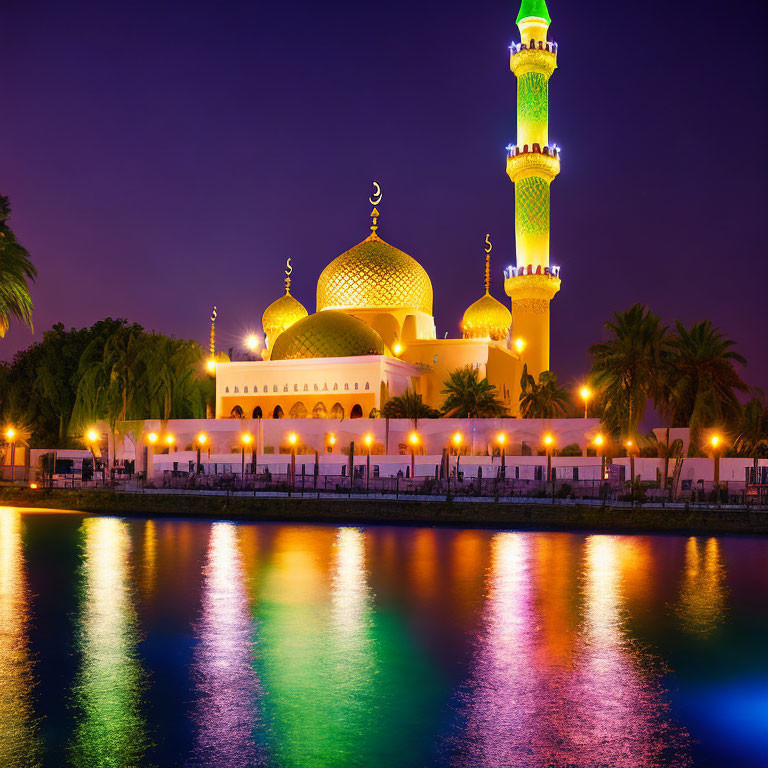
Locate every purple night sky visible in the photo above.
<box><xmin>1</xmin><ymin>0</ymin><xmax>766</xmax><ymax>393</ymax></box>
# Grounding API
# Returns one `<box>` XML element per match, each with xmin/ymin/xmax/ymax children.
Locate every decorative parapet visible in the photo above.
<box><xmin>504</xmin><ymin>270</ymin><xmax>561</xmax><ymax>313</ymax></box>
<box><xmin>505</xmin><ymin>143</ymin><xmax>560</xmax><ymax>182</ymax></box>
<box><xmin>510</xmin><ymin>40</ymin><xmax>557</xmax><ymax>77</ymax></box>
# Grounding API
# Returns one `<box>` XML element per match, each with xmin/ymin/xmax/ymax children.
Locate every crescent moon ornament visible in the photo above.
<box><xmin>368</xmin><ymin>181</ymin><xmax>382</xmax><ymax>206</ymax></box>
<box><xmin>210</xmin><ymin>306</ymin><xmax>217</xmax><ymax>322</ymax></box>
<box><xmin>285</xmin><ymin>258</ymin><xmax>293</xmax><ymax>277</ymax></box>
<box><xmin>485</xmin><ymin>233</ymin><xmax>492</xmax><ymax>254</ymax></box>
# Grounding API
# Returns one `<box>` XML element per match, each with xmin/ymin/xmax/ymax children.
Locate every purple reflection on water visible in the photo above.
<box><xmin>188</xmin><ymin>522</ymin><xmax>265</xmax><ymax>768</ymax></box>
<box><xmin>444</xmin><ymin>533</ymin><xmax>691</xmax><ymax>768</ymax></box>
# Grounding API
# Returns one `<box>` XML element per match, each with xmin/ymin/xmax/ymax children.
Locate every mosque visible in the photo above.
<box><xmin>215</xmin><ymin>0</ymin><xmax>561</xmax><ymax>420</ymax></box>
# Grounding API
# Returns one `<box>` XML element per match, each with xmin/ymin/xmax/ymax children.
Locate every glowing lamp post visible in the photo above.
<box><xmin>364</xmin><ymin>433</ymin><xmax>374</xmax><ymax>492</ymax></box>
<box><xmin>514</xmin><ymin>338</ymin><xmax>526</xmax><ymax>356</ymax></box>
<box><xmin>206</xmin><ymin>358</ymin><xmax>216</xmax><ymax>374</ymax></box>
<box><xmin>165</xmin><ymin>434</ymin><xmax>176</xmax><ymax>453</ymax></box>
<box><xmin>452</xmin><ymin>432</ymin><xmax>463</xmax><ymax>478</ymax></box>
<box><xmin>496</xmin><ymin>433</ymin><xmax>507</xmax><ymax>479</ymax></box>
<box><xmin>287</xmin><ymin>432</ymin><xmax>298</xmax><ymax>488</ymax></box>
<box><xmin>245</xmin><ymin>334</ymin><xmax>259</xmax><ymax>352</ymax></box>
<box><xmin>543</xmin><ymin>433</ymin><xmax>554</xmax><ymax>483</ymax></box>
<box><xmin>594</xmin><ymin>434</ymin><xmax>605</xmax><ymax>480</ymax></box>
<box><xmin>195</xmin><ymin>432</ymin><xmax>208</xmax><ymax>474</ymax></box>
<box><xmin>580</xmin><ymin>387</ymin><xmax>591</xmax><ymax>419</ymax></box>
<box><xmin>392</xmin><ymin>342</ymin><xmax>403</xmax><ymax>356</ymax></box>
<box><xmin>710</xmin><ymin>435</ymin><xmax>722</xmax><ymax>506</ymax></box>
<box><xmin>85</xmin><ymin>429</ymin><xmax>101</xmax><ymax>483</ymax></box>
<box><xmin>408</xmin><ymin>431</ymin><xmax>419</xmax><ymax>480</ymax></box>
<box><xmin>5</xmin><ymin>427</ymin><xmax>16</xmax><ymax>482</ymax></box>
<box><xmin>328</xmin><ymin>434</ymin><xmax>337</xmax><ymax>453</ymax></box>
<box><xmin>240</xmin><ymin>433</ymin><xmax>253</xmax><ymax>479</ymax></box>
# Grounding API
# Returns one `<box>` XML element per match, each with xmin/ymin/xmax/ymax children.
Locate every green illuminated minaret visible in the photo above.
<box><xmin>504</xmin><ymin>0</ymin><xmax>561</xmax><ymax>378</ymax></box>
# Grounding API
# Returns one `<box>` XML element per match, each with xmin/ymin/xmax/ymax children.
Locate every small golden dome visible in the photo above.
<box><xmin>270</xmin><ymin>310</ymin><xmax>387</xmax><ymax>360</ymax></box>
<box><xmin>461</xmin><ymin>292</ymin><xmax>512</xmax><ymax>341</ymax></box>
<box><xmin>316</xmin><ymin>234</ymin><xmax>433</xmax><ymax>314</ymax></box>
<box><xmin>262</xmin><ymin>291</ymin><xmax>308</xmax><ymax>349</ymax></box>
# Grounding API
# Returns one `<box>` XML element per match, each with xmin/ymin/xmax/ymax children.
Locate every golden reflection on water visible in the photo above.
<box><xmin>68</xmin><ymin>517</ymin><xmax>150</xmax><ymax>767</ymax></box>
<box><xmin>189</xmin><ymin>523</ymin><xmax>264</xmax><ymax>767</ymax></box>
<box><xmin>141</xmin><ymin>519</ymin><xmax>157</xmax><ymax>599</ymax></box>
<box><xmin>676</xmin><ymin>537</ymin><xmax>728</xmax><ymax>635</ymax></box>
<box><xmin>0</xmin><ymin>508</ymin><xmax>41</xmax><ymax>766</ymax></box>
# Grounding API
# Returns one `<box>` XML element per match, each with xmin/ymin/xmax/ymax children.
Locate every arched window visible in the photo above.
<box><xmin>253</xmin><ymin>406</ymin><xmax>263</xmax><ymax>419</ymax></box>
<box><xmin>365</xmin><ymin>382</ymin><xmax>370</xmax><ymax>390</ymax></box>
<box><xmin>289</xmin><ymin>401</ymin><xmax>308</xmax><ymax>418</ymax></box>
<box><xmin>330</xmin><ymin>402</ymin><xmax>345</xmax><ymax>419</ymax></box>
<box><xmin>225</xmin><ymin>386</ymin><xmax>230</xmax><ymax>393</ymax></box>
<box><xmin>312</xmin><ymin>402</ymin><xmax>327</xmax><ymax>418</ymax></box>
<box><xmin>263</xmin><ymin>385</ymin><xmax>268</xmax><ymax>393</ymax></box>
<box><xmin>273</xmin><ymin>405</ymin><xmax>284</xmax><ymax>419</ymax></box>
<box><xmin>231</xmin><ymin>405</ymin><xmax>244</xmax><ymax>419</ymax></box>
<box><xmin>333</xmin><ymin>383</ymin><xmax>338</xmax><ymax>391</ymax></box>
<box><xmin>244</xmin><ymin>386</ymin><xmax>248</xmax><ymax>393</ymax></box>
<box><xmin>350</xmin><ymin>404</ymin><xmax>363</xmax><ymax>419</ymax></box>
<box><xmin>234</xmin><ymin>386</ymin><xmax>239</xmax><ymax>393</ymax></box>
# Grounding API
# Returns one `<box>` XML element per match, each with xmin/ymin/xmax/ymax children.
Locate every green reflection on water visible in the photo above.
<box><xmin>68</xmin><ymin>517</ymin><xmax>151</xmax><ymax>768</ymax></box>
<box><xmin>251</xmin><ymin>526</ymin><xmax>439</xmax><ymax>768</ymax></box>
<box><xmin>0</xmin><ymin>508</ymin><xmax>42</xmax><ymax>767</ymax></box>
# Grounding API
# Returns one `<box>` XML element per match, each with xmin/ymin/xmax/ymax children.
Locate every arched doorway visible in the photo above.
<box><xmin>312</xmin><ymin>402</ymin><xmax>327</xmax><ymax>418</ymax></box>
<box><xmin>350</xmin><ymin>404</ymin><xmax>363</xmax><ymax>419</ymax></box>
<box><xmin>252</xmin><ymin>406</ymin><xmax>263</xmax><ymax>419</ymax></box>
<box><xmin>231</xmin><ymin>405</ymin><xmax>244</xmax><ymax>418</ymax></box>
<box><xmin>289</xmin><ymin>401</ymin><xmax>308</xmax><ymax>418</ymax></box>
<box><xmin>273</xmin><ymin>405</ymin><xmax>284</xmax><ymax>419</ymax></box>
<box><xmin>330</xmin><ymin>402</ymin><xmax>344</xmax><ymax>419</ymax></box>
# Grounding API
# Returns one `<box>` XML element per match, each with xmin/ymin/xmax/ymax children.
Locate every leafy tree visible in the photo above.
<box><xmin>666</xmin><ymin>319</ymin><xmax>747</xmax><ymax>431</ymax></box>
<box><xmin>381</xmin><ymin>390</ymin><xmax>440</xmax><ymax>422</ymax></box>
<box><xmin>440</xmin><ymin>366</ymin><xmax>509</xmax><ymax>418</ymax></box>
<box><xmin>518</xmin><ymin>365</ymin><xmax>570</xmax><ymax>418</ymax></box>
<box><xmin>0</xmin><ymin>196</ymin><xmax>36</xmax><ymax>337</ymax></box>
<box><xmin>589</xmin><ymin>304</ymin><xmax>670</xmax><ymax>436</ymax></box>
<box><xmin>733</xmin><ymin>396</ymin><xmax>768</xmax><ymax>465</ymax></box>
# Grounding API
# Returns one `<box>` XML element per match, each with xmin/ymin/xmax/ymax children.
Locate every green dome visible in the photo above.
<box><xmin>270</xmin><ymin>310</ymin><xmax>387</xmax><ymax>361</ymax></box>
<box><xmin>517</xmin><ymin>0</ymin><xmax>551</xmax><ymax>24</ymax></box>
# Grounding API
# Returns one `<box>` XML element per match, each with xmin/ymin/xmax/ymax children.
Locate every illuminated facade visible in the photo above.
<box><xmin>216</xmin><ymin>0</ymin><xmax>564</xmax><ymax>418</ymax></box>
<box><xmin>504</xmin><ymin>0</ymin><xmax>561</xmax><ymax>379</ymax></box>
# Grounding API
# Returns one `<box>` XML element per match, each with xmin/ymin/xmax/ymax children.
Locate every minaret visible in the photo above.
<box><xmin>504</xmin><ymin>0</ymin><xmax>561</xmax><ymax>378</ymax></box>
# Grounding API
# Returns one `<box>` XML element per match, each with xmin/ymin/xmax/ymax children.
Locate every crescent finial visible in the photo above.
<box><xmin>285</xmin><ymin>258</ymin><xmax>293</xmax><ymax>277</ymax></box>
<box><xmin>210</xmin><ymin>305</ymin><xmax>217</xmax><ymax>322</ymax></box>
<box><xmin>368</xmin><ymin>181</ymin><xmax>382</xmax><ymax>206</ymax></box>
<box><xmin>484</xmin><ymin>233</ymin><xmax>492</xmax><ymax>254</ymax></box>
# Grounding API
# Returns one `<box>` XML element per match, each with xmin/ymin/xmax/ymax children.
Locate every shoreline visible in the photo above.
<box><xmin>2</xmin><ymin>488</ymin><xmax>768</xmax><ymax>536</ymax></box>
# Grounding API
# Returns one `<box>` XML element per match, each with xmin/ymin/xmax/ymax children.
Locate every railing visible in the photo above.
<box><xmin>510</xmin><ymin>40</ymin><xmax>558</xmax><ymax>55</ymax></box>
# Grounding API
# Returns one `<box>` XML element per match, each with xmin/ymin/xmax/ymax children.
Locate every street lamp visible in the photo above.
<box><xmin>240</xmin><ymin>433</ymin><xmax>253</xmax><ymax>478</ymax></box>
<box><xmin>408</xmin><ymin>431</ymin><xmax>419</xmax><ymax>480</ymax></box>
<box><xmin>195</xmin><ymin>432</ymin><xmax>209</xmax><ymax>474</ymax></box>
<box><xmin>165</xmin><ymin>434</ymin><xmax>176</xmax><ymax>452</ymax></box>
<box><xmin>245</xmin><ymin>334</ymin><xmax>259</xmax><ymax>351</ymax></box>
<box><xmin>580</xmin><ymin>387</ymin><xmax>591</xmax><ymax>419</ymax></box>
<box><xmin>496</xmin><ymin>432</ymin><xmax>507</xmax><ymax>479</ymax></box>
<box><xmin>328</xmin><ymin>433</ymin><xmax>337</xmax><ymax>452</ymax></box>
<box><xmin>710</xmin><ymin>434</ymin><xmax>722</xmax><ymax>506</ymax></box>
<box><xmin>543</xmin><ymin>433</ymin><xmax>554</xmax><ymax>483</ymax></box>
<box><xmin>594</xmin><ymin>434</ymin><xmax>606</xmax><ymax>480</ymax></box>
<box><xmin>147</xmin><ymin>432</ymin><xmax>158</xmax><ymax>445</ymax></box>
<box><xmin>364</xmin><ymin>433</ymin><xmax>374</xmax><ymax>491</ymax></box>
<box><xmin>514</xmin><ymin>337</ymin><xmax>526</xmax><ymax>355</ymax></box>
<box><xmin>5</xmin><ymin>427</ymin><xmax>16</xmax><ymax>482</ymax></box>
<box><xmin>206</xmin><ymin>358</ymin><xmax>216</xmax><ymax>374</ymax></box>
<box><xmin>85</xmin><ymin>428</ymin><xmax>101</xmax><ymax>483</ymax></box>
<box><xmin>287</xmin><ymin>432</ymin><xmax>298</xmax><ymax>487</ymax></box>
<box><xmin>626</xmin><ymin>438</ymin><xmax>636</xmax><ymax>485</ymax></box>
<box><xmin>392</xmin><ymin>342</ymin><xmax>403</xmax><ymax>356</ymax></box>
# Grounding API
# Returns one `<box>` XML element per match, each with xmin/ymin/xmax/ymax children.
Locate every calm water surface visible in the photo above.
<box><xmin>1</xmin><ymin>508</ymin><xmax>767</xmax><ymax>767</ymax></box>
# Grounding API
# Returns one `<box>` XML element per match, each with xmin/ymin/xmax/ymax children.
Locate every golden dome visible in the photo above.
<box><xmin>270</xmin><ymin>310</ymin><xmax>387</xmax><ymax>360</ymax></box>
<box><xmin>262</xmin><ymin>290</ymin><xmax>308</xmax><ymax>349</ymax></box>
<box><xmin>316</xmin><ymin>234</ymin><xmax>433</xmax><ymax>314</ymax></box>
<box><xmin>461</xmin><ymin>292</ymin><xmax>512</xmax><ymax>341</ymax></box>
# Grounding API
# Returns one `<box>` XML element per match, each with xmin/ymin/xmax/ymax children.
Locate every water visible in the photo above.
<box><xmin>1</xmin><ymin>509</ymin><xmax>766</xmax><ymax>768</ymax></box>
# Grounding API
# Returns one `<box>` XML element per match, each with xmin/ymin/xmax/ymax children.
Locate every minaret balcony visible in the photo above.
<box><xmin>506</xmin><ymin>144</ymin><xmax>560</xmax><ymax>183</ymax></box>
<box><xmin>510</xmin><ymin>41</ymin><xmax>557</xmax><ymax>77</ymax></box>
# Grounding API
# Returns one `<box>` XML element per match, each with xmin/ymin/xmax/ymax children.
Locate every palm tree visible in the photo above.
<box><xmin>666</xmin><ymin>320</ymin><xmax>748</xmax><ymax>435</ymax></box>
<box><xmin>733</xmin><ymin>396</ymin><xmax>768</xmax><ymax>482</ymax></box>
<box><xmin>518</xmin><ymin>365</ymin><xmax>570</xmax><ymax>418</ymax></box>
<box><xmin>0</xmin><ymin>196</ymin><xmax>37</xmax><ymax>337</ymax></box>
<box><xmin>441</xmin><ymin>366</ymin><xmax>509</xmax><ymax>418</ymax></box>
<box><xmin>589</xmin><ymin>304</ymin><xmax>669</xmax><ymax>436</ymax></box>
<box><xmin>381</xmin><ymin>390</ymin><xmax>440</xmax><ymax>422</ymax></box>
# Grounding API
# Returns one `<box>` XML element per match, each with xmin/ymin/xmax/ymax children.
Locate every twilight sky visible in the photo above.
<box><xmin>1</xmin><ymin>0</ymin><xmax>766</xmax><ymax>392</ymax></box>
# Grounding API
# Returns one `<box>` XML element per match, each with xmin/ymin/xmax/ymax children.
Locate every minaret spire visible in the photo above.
<box><xmin>284</xmin><ymin>258</ymin><xmax>293</xmax><ymax>295</ymax></box>
<box><xmin>484</xmin><ymin>233</ymin><xmax>492</xmax><ymax>294</ymax></box>
<box><xmin>504</xmin><ymin>0</ymin><xmax>561</xmax><ymax>377</ymax></box>
<box><xmin>368</xmin><ymin>180</ymin><xmax>382</xmax><ymax>238</ymax></box>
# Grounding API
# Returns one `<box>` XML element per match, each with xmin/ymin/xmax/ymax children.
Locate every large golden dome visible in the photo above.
<box><xmin>316</xmin><ymin>234</ymin><xmax>433</xmax><ymax>314</ymax></box>
<box><xmin>262</xmin><ymin>290</ymin><xmax>308</xmax><ymax>349</ymax></box>
<box><xmin>461</xmin><ymin>292</ymin><xmax>512</xmax><ymax>341</ymax></box>
<box><xmin>270</xmin><ymin>310</ymin><xmax>387</xmax><ymax>360</ymax></box>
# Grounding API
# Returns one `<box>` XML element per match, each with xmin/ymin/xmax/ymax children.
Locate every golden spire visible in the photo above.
<box><xmin>284</xmin><ymin>258</ymin><xmax>293</xmax><ymax>294</ymax></box>
<box><xmin>484</xmin><ymin>233</ymin><xmax>492</xmax><ymax>294</ymax></box>
<box><xmin>368</xmin><ymin>181</ymin><xmax>382</xmax><ymax>238</ymax></box>
<box><xmin>209</xmin><ymin>305</ymin><xmax>217</xmax><ymax>357</ymax></box>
